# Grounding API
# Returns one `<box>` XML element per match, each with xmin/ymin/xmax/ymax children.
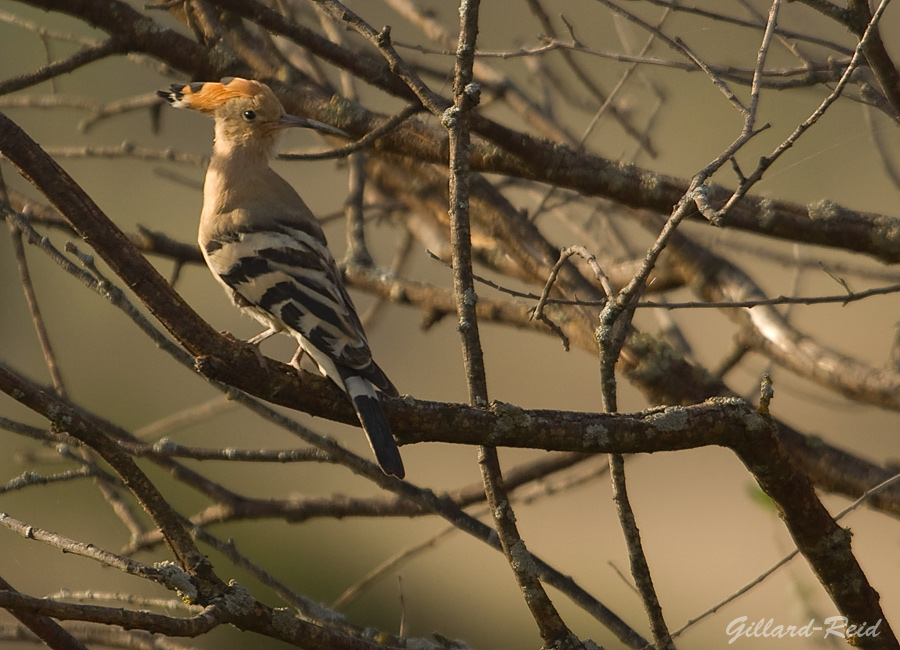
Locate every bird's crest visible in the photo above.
<box><xmin>157</xmin><ymin>77</ymin><xmax>275</xmax><ymax>113</ymax></box>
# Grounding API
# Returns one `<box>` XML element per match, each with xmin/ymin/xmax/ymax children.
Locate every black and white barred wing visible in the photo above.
<box><xmin>203</xmin><ymin>220</ymin><xmax>397</xmax><ymax>396</ymax></box>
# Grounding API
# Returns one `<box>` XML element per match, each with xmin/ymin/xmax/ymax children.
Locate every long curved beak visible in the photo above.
<box><xmin>280</xmin><ymin>113</ymin><xmax>348</xmax><ymax>138</ymax></box>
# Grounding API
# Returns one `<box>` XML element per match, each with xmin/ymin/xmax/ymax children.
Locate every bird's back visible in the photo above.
<box><xmin>199</xmin><ymin>153</ymin><xmax>397</xmax><ymax>396</ymax></box>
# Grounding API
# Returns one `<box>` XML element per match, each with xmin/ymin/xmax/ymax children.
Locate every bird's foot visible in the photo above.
<box><xmin>289</xmin><ymin>346</ymin><xmax>306</xmax><ymax>372</ymax></box>
<box><xmin>222</xmin><ymin>331</ymin><xmax>269</xmax><ymax>372</ymax></box>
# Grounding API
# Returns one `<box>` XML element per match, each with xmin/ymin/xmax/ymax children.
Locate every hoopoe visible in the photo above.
<box><xmin>157</xmin><ymin>77</ymin><xmax>404</xmax><ymax>478</ymax></box>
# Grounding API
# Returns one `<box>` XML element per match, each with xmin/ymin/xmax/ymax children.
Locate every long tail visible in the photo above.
<box><xmin>343</xmin><ymin>375</ymin><xmax>405</xmax><ymax>478</ymax></box>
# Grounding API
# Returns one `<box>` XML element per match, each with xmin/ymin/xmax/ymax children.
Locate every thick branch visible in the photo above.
<box><xmin>732</xmin><ymin>410</ymin><xmax>898</xmax><ymax>650</ymax></box>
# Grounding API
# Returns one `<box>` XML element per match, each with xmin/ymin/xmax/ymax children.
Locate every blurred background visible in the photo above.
<box><xmin>1</xmin><ymin>1</ymin><xmax>899</xmax><ymax>648</ymax></box>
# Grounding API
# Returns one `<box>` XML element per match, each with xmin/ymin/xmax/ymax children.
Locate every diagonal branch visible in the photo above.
<box><xmin>0</xmin><ymin>38</ymin><xmax>126</xmax><ymax>96</ymax></box>
<box><xmin>732</xmin><ymin>388</ymin><xmax>898</xmax><ymax>650</ymax></box>
<box><xmin>845</xmin><ymin>0</ymin><xmax>900</xmax><ymax>121</ymax></box>
<box><xmin>0</xmin><ymin>361</ymin><xmax>215</xmax><ymax>587</ymax></box>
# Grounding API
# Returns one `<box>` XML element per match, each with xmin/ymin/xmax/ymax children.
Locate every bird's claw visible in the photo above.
<box><xmin>221</xmin><ymin>331</ymin><xmax>270</xmax><ymax>372</ymax></box>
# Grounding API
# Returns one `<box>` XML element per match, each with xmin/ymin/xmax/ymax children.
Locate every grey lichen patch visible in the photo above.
<box><xmin>223</xmin><ymin>580</ymin><xmax>255</xmax><ymax>616</ymax></box>
<box><xmin>45</xmin><ymin>404</ymin><xmax>72</xmax><ymax>431</ymax></box>
<box><xmin>132</xmin><ymin>16</ymin><xmax>161</xmax><ymax>36</ymax></box>
<box><xmin>153</xmin><ymin>437</ymin><xmax>177</xmax><ymax>454</ymax></box>
<box><xmin>463</xmin><ymin>82</ymin><xmax>481</xmax><ymax>104</ymax></box>
<box><xmin>871</xmin><ymin>214</ymin><xmax>900</xmax><ymax>258</ymax></box>
<box><xmin>807</xmin><ymin>527</ymin><xmax>864</xmax><ymax>591</ymax></box>
<box><xmin>507</xmin><ymin>539</ymin><xmax>537</xmax><ymax>574</ymax></box>
<box><xmin>743</xmin><ymin>412</ymin><xmax>768</xmax><ymax>432</ymax></box>
<box><xmin>706</xmin><ymin>395</ymin><xmax>747</xmax><ymax>408</ymax></box>
<box><xmin>600</xmin><ymin>160</ymin><xmax>633</xmax><ymax>195</ymax></box>
<box><xmin>154</xmin><ymin>560</ymin><xmax>198</xmax><ymax>602</ymax></box>
<box><xmin>807</xmin><ymin>198</ymin><xmax>848</xmax><ymax>221</ymax></box>
<box><xmin>644</xmin><ymin>406</ymin><xmax>688</xmax><ymax>434</ymax></box>
<box><xmin>441</xmin><ymin>106</ymin><xmax>459</xmax><ymax>129</ymax></box>
<box><xmin>639</xmin><ymin>169</ymin><xmax>664</xmax><ymax>202</ymax></box>
<box><xmin>811</xmin><ymin>525</ymin><xmax>853</xmax><ymax>555</ymax></box>
<box><xmin>582</xmin><ymin>422</ymin><xmax>608</xmax><ymax>449</ymax></box>
<box><xmin>756</xmin><ymin>197</ymin><xmax>778</xmax><ymax>228</ymax></box>
<box><xmin>489</xmin><ymin>400</ymin><xmax>533</xmax><ymax>444</ymax></box>
<box><xmin>271</xmin><ymin>608</ymin><xmax>300</xmax><ymax>638</ymax></box>
<box><xmin>706</xmin><ymin>395</ymin><xmax>768</xmax><ymax>432</ymax></box>
<box><xmin>491</xmin><ymin>499</ymin><xmax>517</xmax><ymax>525</ymax></box>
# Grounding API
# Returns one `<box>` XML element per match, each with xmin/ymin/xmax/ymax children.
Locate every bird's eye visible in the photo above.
<box><xmin>242</xmin><ymin>109</ymin><xmax>256</xmax><ymax>122</ymax></box>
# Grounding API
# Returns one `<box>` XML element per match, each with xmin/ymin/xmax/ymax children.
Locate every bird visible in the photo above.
<box><xmin>157</xmin><ymin>77</ymin><xmax>404</xmax><ymax>478</ymax></box>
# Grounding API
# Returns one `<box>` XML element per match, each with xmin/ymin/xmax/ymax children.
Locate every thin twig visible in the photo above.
<box><xmin>0</xmin><ymin>38</ymin><xmax>126</xmax><ymax>96</ymax></box>
<box><xmin>446</xmin><ymin>2</ymin><xmax>582</xmax><ymax>647</ymax></box>
<box><xmin>715</xmin><ymin>0</ymin><xmax>893</xmax><ymax>217</ymax></box>
<box><xmin>311</xmin><ymin>0</ymin><xmax>449</xmax><ymax>116</ymax></box>
<box><xmin>0</xmin><ymin>467</ymin><xmax>97</xmax><ymax>495</ymax></box>
<box><xmin>531</xmin><ymin>245</ymin><xmax>614</xmax><ymax>350</ymax></box>
<box><xmin>6</xmin><ymin>222</ymin><xmax>67</xmax><ymax>395</ymax></box>
<box><xmin>279</xmin><ymin>103</ymin><xmax>423</xmax><ymax>161</ymax></box>
<box><xmin>528</xmin><ymin>4</ymin><xmax>672</xmax><ymax>223</ymax></box>
<box><xmin>0</xmin><ymin>513</ymin><xmax>165</xmax><ymax>583</ymax></box>
<box><xmin>523</xmin><ymin>0</ymin><xmax>656</xmax><ymax>156</ymax></box>
<box><xmin>0</xmin><ymin>591</ymin><xmax>228</xmax><ymax>638</ymax></box>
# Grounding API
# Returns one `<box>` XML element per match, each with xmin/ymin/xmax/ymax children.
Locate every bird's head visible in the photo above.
<box><xmin>157</xmin><ymin>77</ymin><xmax>346</xmax><ymax>154</ymax></box>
